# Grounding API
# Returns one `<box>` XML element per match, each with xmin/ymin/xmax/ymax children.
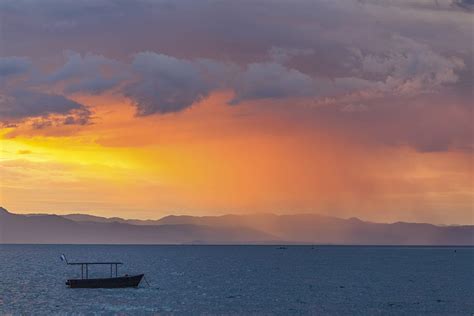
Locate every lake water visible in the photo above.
<box><xmin>0</xmin><ymin>245</ymin><xmax>472</xmax><ymax>315</ymax></box>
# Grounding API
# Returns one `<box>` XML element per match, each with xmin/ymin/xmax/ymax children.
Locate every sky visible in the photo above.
<box><xmin>0</xmin><ymin>0</ymin><xmax>472</xmax><ymax>224</ymax></box>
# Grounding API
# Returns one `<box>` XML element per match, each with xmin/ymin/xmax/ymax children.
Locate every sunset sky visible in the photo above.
<box><xmin>0</xmin><ymin>0</ymin><xmax>472</xmax><ymax>224</ymax></box>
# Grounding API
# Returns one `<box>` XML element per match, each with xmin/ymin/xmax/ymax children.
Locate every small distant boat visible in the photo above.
<box><xmin>61</xmin><ymin>254</ymin><xmax>144</xmax><ymax>288</ymax></box>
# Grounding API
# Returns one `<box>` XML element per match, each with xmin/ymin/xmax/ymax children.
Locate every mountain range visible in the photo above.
<box><xmin>1</xmin><ymin>207</ymin><xmax>472</xmax><ymax>245</ymax></box>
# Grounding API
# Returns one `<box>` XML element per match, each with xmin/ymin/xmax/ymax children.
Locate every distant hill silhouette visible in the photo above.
<box><xmin>0</xmin><ymin>207</ymin><xmax>472</xmax><ymax>245</ymax></box>
<box><xmin>0</xmin><ymin>207</ymin><xmax>276</xmax><ymax>244</ymax></box>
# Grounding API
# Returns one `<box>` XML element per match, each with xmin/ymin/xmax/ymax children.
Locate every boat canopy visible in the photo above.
<box><xmin>64</xmin><ymin>260</ymin><xmax>123</xmax><ymax>279</ymax></box>
<box><xmin>67</xmin><ymin>262</ymin><xmax>123</xmax><ymax>265</ymax></box>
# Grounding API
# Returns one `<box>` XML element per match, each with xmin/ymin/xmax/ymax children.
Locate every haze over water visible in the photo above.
<box><xmin>0</xmin><ymin>245</ymin><xmax>472</xmax><ymax>315</ymax></box>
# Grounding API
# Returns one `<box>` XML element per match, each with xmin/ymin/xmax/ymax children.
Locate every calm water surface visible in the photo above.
<box><xmin>0</xmin><ymin>245</ymin><xmax>472</xmax><ymax>315</ymax></box>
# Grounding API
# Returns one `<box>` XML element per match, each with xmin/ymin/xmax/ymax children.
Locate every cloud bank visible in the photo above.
<box><xmin>0</xmin><ymin>0</ymin><xmax>472</xmax><ymax>151</ymax></box>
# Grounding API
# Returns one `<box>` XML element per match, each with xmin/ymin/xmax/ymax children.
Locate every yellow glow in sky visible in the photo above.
<box><xmin>1</xmin><ymin>93</ymin><xmax>472</xmax><ymax>224</ymax></box>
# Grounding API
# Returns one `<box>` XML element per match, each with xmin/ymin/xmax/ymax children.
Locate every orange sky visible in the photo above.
<box><xmin>1</xmin><ymin>92</ymin><xmax>472</xmax><ymax>224</ymax></box>
<box><xmin>1</xmin><ymin>0</ymin><xmax>472</xmax><ymax>225</ymax></box>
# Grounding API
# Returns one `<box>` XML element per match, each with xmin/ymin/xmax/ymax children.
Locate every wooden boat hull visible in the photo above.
<box><xmin>66</xmin><ymin>274</ymin><xmax>144</xmax><ymax>288</ymax></box>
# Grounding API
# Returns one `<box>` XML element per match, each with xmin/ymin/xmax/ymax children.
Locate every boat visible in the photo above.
<box><xmin>66</xmin><ymin>273</ymin><xmax>144</xmax><ymax>288</ymax></box>
<box><xmin>61</xmin><ymin>254</ymin><xmax>144</xmax><ymax>288</ymax></box>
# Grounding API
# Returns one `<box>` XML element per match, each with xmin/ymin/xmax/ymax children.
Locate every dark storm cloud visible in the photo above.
<box><xmin>0</xmin><ymin>90</ymin><xmax>90</xmax><ymax>123</ymax></box>
<box><xmin>0</xmin><ymin>54</ymin><xmax>93</xmax><ymax>124</ymax></box>
<box><xmin>0</xmin><ymin>57</ymin><xmax>31</xmax><ymax>77</ymax></box>
<box><xmin>1</xmin><ymin>0</ymin><xmax>472</xmax><ymax>60</ymax></box>
<box><xmin>47</xmin><ymin>52</ymin><xmax>110</xmax><ymax>82</ymax></box>
<box><xmin>46</xmin><ymin>52</ymin><xmax>125</xmax><ymax>95</ymax></box>
<box><xmin>124</xmin><ymin>51</ymin><xmax>335</xmax><ymax>113</ymax></box>
<box><xmin>120</xmin><ymin>35</ymin><xmax>466</xmax><ymax>112</ymax></box>
<box><xmin>64</xmin><ymin>76</ymin><xmax>121</xmax><ymax>95</ymax></box>
<box><xmin>123</xmin><ymin>52</ymin><xmax>228</xmax><ymax>115</ymax></box>
<box><xmin>0</xmin><ymin>0</ymin><xmax>472</xmax><ymax>150</ymax></box>
<box><xmin>123</xmin><ymin>49</ymin><xmax>325</xmax><ymax>114</ymax></box>
<box><xmin>229</xmin><ymin>62</ymin><xmax>316</xmax><ymax>105</ymax></box>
